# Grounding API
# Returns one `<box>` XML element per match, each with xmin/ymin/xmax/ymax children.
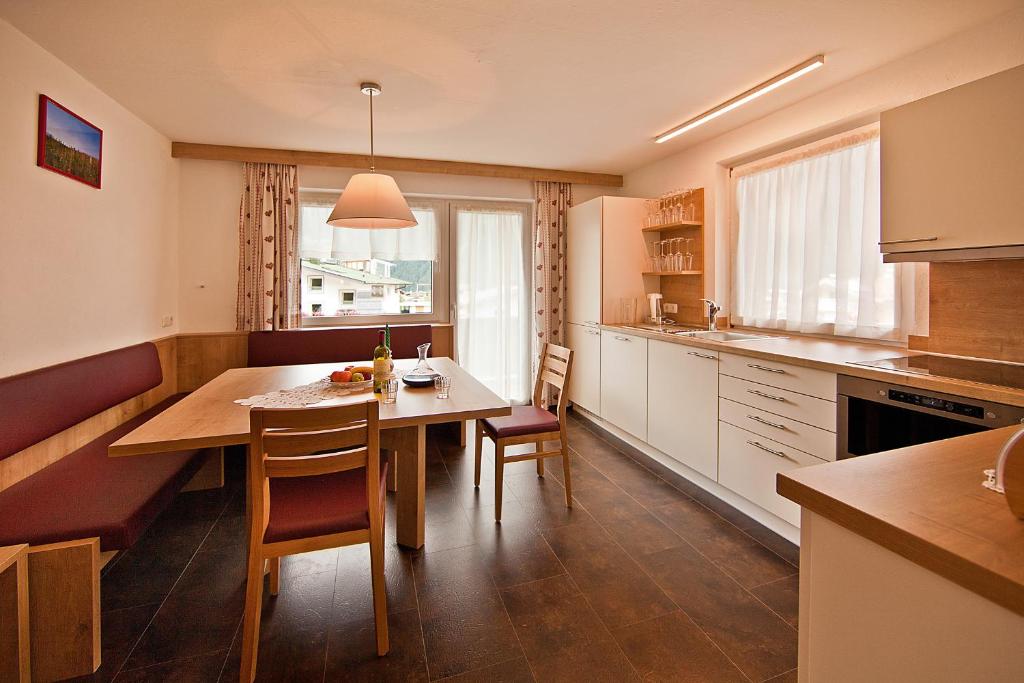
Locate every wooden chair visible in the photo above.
<box><xmin>240</xmin><ymin>400</ymin><xmax>388</xmax><ymax>683</ymax></box>
<box><xmin>474</xmin><ymin>343</ymin><xmax>574</xmax><ymax>522</ymax></box>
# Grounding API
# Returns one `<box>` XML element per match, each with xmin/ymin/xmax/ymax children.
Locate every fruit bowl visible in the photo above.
<box><xmin>329</xmin><ymin>378</ymin><xmax>373</xmax><ymax>392</ymax></box>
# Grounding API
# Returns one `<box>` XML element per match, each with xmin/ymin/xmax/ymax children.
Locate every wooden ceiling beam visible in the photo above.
<box><xmin>170</xmin><ymin>142</ymin><xmax>623</xmax><ymax>187</ymax></box>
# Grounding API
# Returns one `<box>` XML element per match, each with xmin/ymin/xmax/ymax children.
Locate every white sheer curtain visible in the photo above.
<box><xmin>299</xmin><ymin>193</ymin><xmax>437</xmax><ymax>261</ymax></box>
<box><xmin>456</xmin><ymin>204</ymin><xmax>531</xmax><ymax>404</ymax></box>
<box><xmin>733</xmin><ymin>134</ymin><xmax>913</xmax><ymax>340</ymax></box>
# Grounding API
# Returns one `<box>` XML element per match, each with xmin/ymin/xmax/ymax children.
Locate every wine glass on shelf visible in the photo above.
<box><xmin>684</xmin><ymin>238</ymin><xmax>695</xmax><ymax>271</ymax></box>
<box><xmin>674</xmin><ymin>237</ymin><xmax>685</xmax><ymax>271</ymax></box>
<box><xmin>651</xmin><ymin>240</ymin><xmax>663</xmax><ymax>272</ymax></box>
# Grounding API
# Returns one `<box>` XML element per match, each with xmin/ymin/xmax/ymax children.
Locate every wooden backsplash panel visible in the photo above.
<box><xmin>652</xmin><ymin>188</ymin><xmax>706</xmax><ymax>327</ymax></box>
<box><xmin>927</xmin><ymin>260</ymin><xmax>1024</xmax><ymax>363</ymax></box>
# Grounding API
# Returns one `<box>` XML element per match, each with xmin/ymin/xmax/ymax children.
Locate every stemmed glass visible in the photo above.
<box><xmin>683</xmin><ymin>238</ymin><xmax>695</xmax><ymax>271</ymax></box>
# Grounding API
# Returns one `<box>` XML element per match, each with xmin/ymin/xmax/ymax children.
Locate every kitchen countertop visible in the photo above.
<box><xmin>778</xmin><ymin>426</ymin><xmax>1024</xmax><ymax>617</ymax></box>
<box><xmin>603</xmin><ymin>323</ymin><xmax>1024</xmax><ymax>407</ymax></box>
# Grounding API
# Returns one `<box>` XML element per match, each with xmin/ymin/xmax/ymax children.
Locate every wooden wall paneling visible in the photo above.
<box><xmin>430</xmin><ymin>325</ymin><xmax>454</xmax><ymax>360</ymax></box>
<box><xmin>0</xmin><ymin>544</ymin><xmax>31</xmax><ymax>683</ymax></box>
<box><xmin>176</xmin><ymin>332</ymin><xmax>249</xmax><ymax>392</ymax></box>
<box><xmin>926</xmin><ymin>260</ymin><xmax>1024</xmax><ymax>363</ymax></box>
<box><xmin>171</xmin><ymin>142</ymin><xmax>623</xmax><ymax>187</ymax></box>
<box><xmin>27</xmin><ymin>538</ymin><xmax>100</xmax><ymax>682</ymax></box>
<box><xmin>0</xmin><ymin>336</ymin><xmax>178</xmax><ymax>492</ymax></box>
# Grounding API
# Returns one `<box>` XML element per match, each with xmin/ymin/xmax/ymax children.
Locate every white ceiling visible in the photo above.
<box><xmin>2</xmin><ymin>0</ymin><xmax>1017</xmax><ymax>174</ymax></box>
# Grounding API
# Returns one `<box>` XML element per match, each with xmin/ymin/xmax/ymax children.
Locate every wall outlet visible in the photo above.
<box><xmin>663</xmin><ymin>303</ymin><xmax>678</xmax><ymax>314</ymax></box>
<box><xmin>160</xmin><ymin>315</ymin><xmax>174</xmax><ymax>328</ymax></box>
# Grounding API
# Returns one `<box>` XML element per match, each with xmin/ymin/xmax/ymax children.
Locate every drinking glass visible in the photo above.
<box><xmin>684</xmin><ymin>238</ymin><xmax>695</xmax><ymax>271</ymax></box>
<box><xmin>382</xmin><ymin>377</ymin><xmax>399</xmax><ymax>404</ymax></box>
<box><xmin>434</xmin><ymin>375</ymin><xmax>452</xmax><ymax>399</ymax></box>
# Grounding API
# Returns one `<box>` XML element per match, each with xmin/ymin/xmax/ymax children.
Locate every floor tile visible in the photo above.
<box><xmin>436</xmin><ymin>656</ymin><xmax>534</xmax><ymax>682</ymax></box>
<box><xmin>599</xmin><ymin>509</ymin><xmax>685</xmax><ymax>557</ymax></box>
<box><xmin>528</xmin><ymin>639</ymin><xmax>639</xmax><ymax>682</ymax></box>
<box><xmin>611</xmin><ymin>611</ymin><xmax>746</xmax><ymax>682</ymax></box>
<box><xmin>639</xmin><ymin>544</ymin><xmax>797</xmax><ymax>681</ymax></box>
<box><xmin>68</xmin><ymin>603</ymin><xmax>159</xmax><ymax>682</ymax></box>
<box><xmin>751</xmin><ymin>574</ymin><xmax>800</xmax><ymax>628</ymax></box>
<box><xmin>334</xmin><ymin>543</ymin><xmax>418</xmax><ymax>622</ymax></box>
<box><xmin>542</xmin><ymin>523</ymin><xmax>676</xmax><ymax>629</ymax></box>
<box><xmin>324</xmin><ymin>607</ymin><xmax>429</xmax><ymax>682</ymax></box>
<box><xmin>115</xmin><ymin>650</ymin><xmax>228</xmax><ymax>682</ymax></box>
<box><xmin>654</xmin><ymin>498</ymin><xmax>796</xmax><ymax>588</ymax></box>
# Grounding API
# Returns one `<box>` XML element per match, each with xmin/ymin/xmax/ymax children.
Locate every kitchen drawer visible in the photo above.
<box><xmin>719</xmin><ymin>421</ymin><xmax>828</xmax><ymax>527</ymax></box>
<box><xmin>720</xmin><ymin>375</ymin><xmax>837</xmax><ymax>432</ymax></box>
<box><xmin>719</xmin><ymin>397</ymin><xmax>836</xmax><ymax>462</ymax></box>
<box><xmin>719</xmin><ymin>352</ymin><xmax>836</xmax><ymax>400</ymax></box>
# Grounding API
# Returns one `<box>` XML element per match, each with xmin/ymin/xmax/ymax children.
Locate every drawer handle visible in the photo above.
<box><xmin>747</xmin><ymin>414</ymin><xmax>787</xmax><ymax>431</ymax></box>
<box><xmin>746</xmin><ymin>363</ymin><xmax>785</xmax><ymax>374</ymax></box>
<box><xmin>747</xmin><ymin>440</ymin><xmax>796</xmax><ymax>462</ymax></box>
<box><xmin>585</xmin><ymin>320</ymin><xmax>600</xmax><ymax>325</ymax></box>
<box><xmin>877</xmin><ymin>236</ymin><xmax>938</xmax><ymax>245</ymax></box>
<box><xmin>585</xmin><ymin>330</ymin><xmax>600</xmax><ymax>336</ymax></box>
<box><xmin>688</xmin><ymin>352</ymin><xmax>717</xmax><ymax>360</ymax></box>
<box><xmin>613</xmin><ymin>336</ymin><xmax>632</xmax><ymax>342</ymax></box>
<box><xmin>747</xmin><ymin>389</ymin><xmax>786</xmax><ymax>402</ymax></box>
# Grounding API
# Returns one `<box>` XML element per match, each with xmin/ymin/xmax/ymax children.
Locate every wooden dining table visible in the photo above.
<box><xmin>108</xmin><ymin>357</ymin><xmax>510</xmax><ymax>549</ymax></box>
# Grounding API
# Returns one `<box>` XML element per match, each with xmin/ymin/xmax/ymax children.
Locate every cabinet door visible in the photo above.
<box><xmin>880</xmin><ymin>64</ymin><xmax>1024</xmax><ymax>254</ymax></box>
<box><xmin>600</xmin><ymin>331</ymin><xmax>648</xmax><ymax>440</ymax></box>
<box><xmin>566</xmin><ymin>323</ymin><xmax>601</xmax><ymax>416</ymax></box>
<box><xmin>599</xmin><ymin>197</ymin><xmax>649</xmax><ymax>324</ymax></box>
<box><xmin>566</xmin><ymin>199</ymin><xmax>603</xmax><ymax>326</ymax></box>
<box><xmin>647</xmin><ymin>341</ymin><xmax>719</xmax><ymax>480</ymax></box>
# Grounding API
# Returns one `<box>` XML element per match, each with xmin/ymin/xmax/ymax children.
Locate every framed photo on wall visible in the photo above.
<box><xmin>37</xmin><ymin>94</ymin><xmax>103</xmax><ymax>189</ymax></box>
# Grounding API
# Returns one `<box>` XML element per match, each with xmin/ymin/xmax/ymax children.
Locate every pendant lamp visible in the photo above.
<box><xmin>328</xmin><ymin>83</ymin><xmax>417</xmax><ymax>229</ymax></box>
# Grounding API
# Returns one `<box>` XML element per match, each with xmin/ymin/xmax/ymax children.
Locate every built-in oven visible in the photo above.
<box><xmin>837</xmin><ymin>375</ymin><xmax>1024</xmax><ymax>459</ymax></box>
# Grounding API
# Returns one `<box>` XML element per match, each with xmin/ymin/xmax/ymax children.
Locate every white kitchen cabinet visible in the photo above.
<box><xmin>600</xmin><ymin>330</ymin><xmax>647</xmax><ymax>440</ymax></box>
<box><xmin>647</xmin><ymin>340</ymin><xmax>719</xmax><ymax>480</ymax></box>
<box><xmin>566</xmin><ymin>196</ymin><xmax>648</xmax><ymax>326</ymax></box>
<box><xmin>566</xmin><ymin>322</ymin><xmax>602</xmax><ymax>416</ymax></box>
<box><xmin>880</xmin><ymin>64</ymin><xmax>1024</xmax><ymax>260</ymax></box>
<box><xmin>719</xmin><ymin>421</ymin><xmax>827</xmax><ymax>527</ymax></box>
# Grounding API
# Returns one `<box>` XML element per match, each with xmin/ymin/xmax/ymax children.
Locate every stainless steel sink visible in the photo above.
<box><xmin>672</xmin><ymin>330</ymin><xmax>777</xmax><ymax>342</ymax></box>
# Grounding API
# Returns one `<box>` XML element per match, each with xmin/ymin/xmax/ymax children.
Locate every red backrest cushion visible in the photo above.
<box><xmin>0</xmin><ymin>343</ymin><xmax>163</xmax><ymax>461</ymax></box>
<box><xmin>247</xmin><ymin>326</ymin><xmax>434</xmax><ymax>367</ymax></box>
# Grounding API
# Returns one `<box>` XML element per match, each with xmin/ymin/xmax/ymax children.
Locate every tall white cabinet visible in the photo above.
<box><xmin>565</xmin><ymin>196</ymin><xmax>648</xmax><ymax>419</ymax></box>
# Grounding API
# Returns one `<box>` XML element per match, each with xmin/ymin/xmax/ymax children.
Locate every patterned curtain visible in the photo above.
<box><xmin>533</xmin><ymin>181</ymin><xmax>571</xmax><ymax>406</ymax></box>
<box><xmin>236</xmin><ymin>163</ymin><xmax>300</xmax><ymax>331</ymax></box>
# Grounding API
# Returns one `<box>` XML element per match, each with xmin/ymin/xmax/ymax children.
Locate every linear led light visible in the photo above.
<box><xmin>654</xmin><ymin>55</ymin><xmax>825</xmax><ymax>144</ymax></box>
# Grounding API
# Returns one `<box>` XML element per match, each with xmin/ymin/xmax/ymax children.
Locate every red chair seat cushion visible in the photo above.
<box><xmin>482</xmin><ymin>406</ymin><xmax>560</xmax><ymax>439</ymax></box>
<box><xmin>0</xmin><ymin>394</ymin><xmax>206</xmax><ymax>551</ymax></box>
<box><xmin>263</xmin><ymin>459</ymin><xmax>388</xmax><ymax>545</ymax></box>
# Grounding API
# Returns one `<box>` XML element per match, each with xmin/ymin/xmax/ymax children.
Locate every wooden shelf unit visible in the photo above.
<box><xmin>643</xmin><ymin>188</ymin><xmax>706</xmax><ymax>326</ymax></box>
<box><xmin>641</xmin><ymin>220</ymin><xmax>702</xmax><ymax>232</ymax></box>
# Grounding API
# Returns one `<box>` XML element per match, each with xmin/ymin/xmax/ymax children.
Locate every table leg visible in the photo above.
<box><xmin>383</xmin><ymin>425</ymin><xmax>426</xmax><ymax>549</ymax></box>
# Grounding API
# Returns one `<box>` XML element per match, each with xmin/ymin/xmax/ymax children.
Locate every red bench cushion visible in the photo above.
<box><xmin>247</xmin><ymin>326</ymin><xmax>433</xmax><ymax>367</ymax></box>
<box><xmin>0</xmin><ymin>394</ymin><xmax>205</xmax><ymax>551</ymax></box>
<box><xmin>482</xmin><ymin>406</ymin><xmax>560</xmax><ymax>438</ymax></box>
<box><xmin>263</xmin><ymin>459</ymin><xmax>388</xmax><ymax>544</ymax></box>
<box><xmin>0</xmin><ymin>343</ymin><xmax>163</xmax><ymax>461</ymax></box>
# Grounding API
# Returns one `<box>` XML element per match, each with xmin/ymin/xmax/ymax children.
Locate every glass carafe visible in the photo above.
<box><xmin>406</xmin><ymin>342</ymin><xmax>438</xmax><ymax>380</ymax></box>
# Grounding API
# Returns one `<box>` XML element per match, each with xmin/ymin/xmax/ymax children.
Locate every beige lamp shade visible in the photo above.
<box><xmin>327</xmin><ymin>172</ymin><xmax>417</xmax><ymax>229</ymax></box>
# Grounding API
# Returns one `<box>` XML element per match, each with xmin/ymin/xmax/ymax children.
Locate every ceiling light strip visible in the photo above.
<box><xmin>654</xmin><ymin>55</ymin><xmax>825</xmax><ymax>144</ymax></box>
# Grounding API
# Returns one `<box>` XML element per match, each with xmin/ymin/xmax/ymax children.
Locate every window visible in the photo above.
<box><xmin>731</xmin><ymin>126</ymin><xmax>914</xmax><ymax>340</ymax></box>
<box><xmin>299</xmin><ymin>193</ymin><xmax>449</xmax><ymax>324</ymax></box>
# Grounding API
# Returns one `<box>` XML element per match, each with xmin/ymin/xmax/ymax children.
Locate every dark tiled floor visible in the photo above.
<box><xmin>81</xmin><ymin>415</ymin><xmax>798</xmax><ymax>682</ymax></box>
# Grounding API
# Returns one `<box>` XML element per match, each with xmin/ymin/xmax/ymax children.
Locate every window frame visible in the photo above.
<box><xmin>298</xmin><ymin>192</ymin><xmax>452</xmax><ymax>327</ymax></box>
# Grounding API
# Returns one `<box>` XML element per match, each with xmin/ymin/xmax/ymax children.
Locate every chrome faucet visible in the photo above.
<box><xmin>701</xmin><ymin>299</ymin><xmax>721</xmax><ymax>331</ymax></box>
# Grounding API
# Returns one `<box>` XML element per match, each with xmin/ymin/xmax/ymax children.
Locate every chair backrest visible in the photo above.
<box><xmin>533</xmin><ymin>343</ymin><xmax>574</xmax><ymax>418</ymax></box>
<box><xmin>248</xmin><ymin>400</ymin><xmax>381</xmax><ymax>538</ymax></box>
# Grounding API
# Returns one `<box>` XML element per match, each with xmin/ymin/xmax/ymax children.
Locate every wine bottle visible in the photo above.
<box><xmin>372</xmin><ymin>330</ymin><xmax>389</xmax><ymax>393</ymax></box>
<box><xmin>384</xmin><ymin>323</ymin><xmax>394</xmax><ymax>372</ymax></box>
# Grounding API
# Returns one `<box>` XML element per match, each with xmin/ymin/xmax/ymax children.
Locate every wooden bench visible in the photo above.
<box><xmin>0</xmin><ymin>343</ymin><xmax>218</xmax><ymax>681</ymax></box>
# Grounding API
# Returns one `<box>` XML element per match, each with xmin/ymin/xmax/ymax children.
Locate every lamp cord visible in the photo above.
<box><xmin>368</xmin><ymin>90</ymin><xmax>375</xmax><ymax>173</ymax></box>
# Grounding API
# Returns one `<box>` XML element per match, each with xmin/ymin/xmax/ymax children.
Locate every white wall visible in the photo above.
<box><xmin>622</xmin><ymin>8</ymin><xmax>1024</xmax><ymax>318</ymax></box>
<box><xmin>177</xmin><ymin>160</ymin><xmax>610</xmax><ymax>332</ymax></box>
<box><xmin>0</xmin><ymin>19</ymin><xmax>179</xmax><ymax>377</ymax></box>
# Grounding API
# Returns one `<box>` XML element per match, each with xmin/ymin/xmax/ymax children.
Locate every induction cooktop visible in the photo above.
<box><xmin>850</xmin><ymin>354</ymin><xmax>1024</xmax><ymax>391</ymax></box>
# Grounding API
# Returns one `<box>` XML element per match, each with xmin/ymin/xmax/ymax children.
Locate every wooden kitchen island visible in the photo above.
<box><xmin>779</xmin><ymin>426</ymin><xmax>1024</xmax><ymax>682</ymax></box>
